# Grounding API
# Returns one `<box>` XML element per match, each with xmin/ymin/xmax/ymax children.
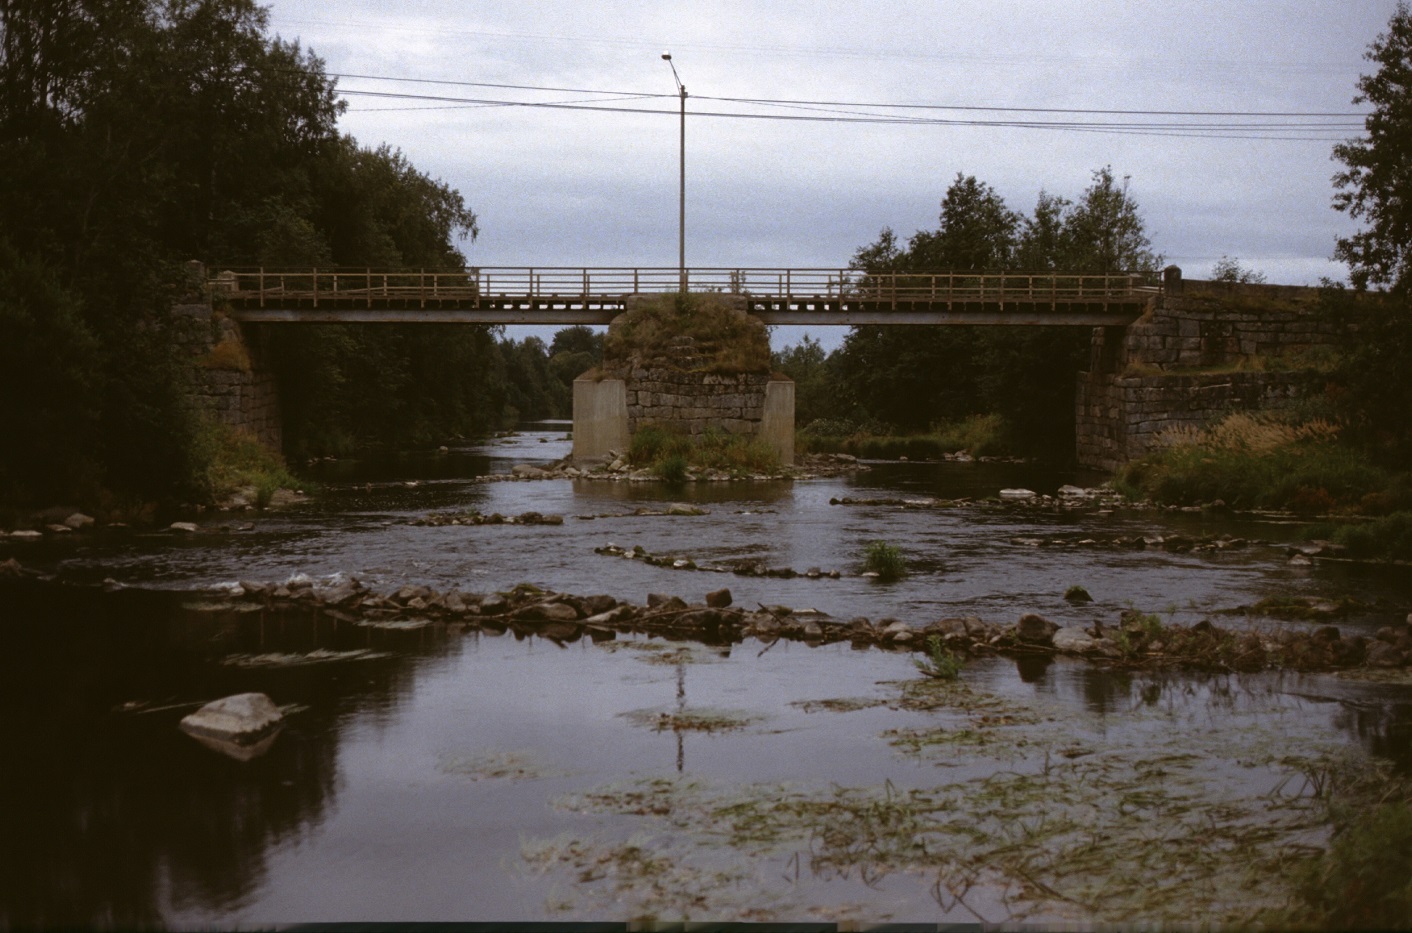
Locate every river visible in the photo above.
<box><xmin>2</xmin><ymin>423</ymin><xmax>1409</xmax><ymax>926</ymax></box>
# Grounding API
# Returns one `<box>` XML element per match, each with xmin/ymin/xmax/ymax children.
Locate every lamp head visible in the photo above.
<box><xmin>661</xmin><ymin>52</ymin><xmax>671</xmax><ymax>60</ymax></box>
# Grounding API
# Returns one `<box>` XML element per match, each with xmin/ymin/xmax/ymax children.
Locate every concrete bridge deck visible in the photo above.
<box><xmin>214</xmin><ymin>267</ymin><xmax>1157</xmax><ymax>326</ymax></box>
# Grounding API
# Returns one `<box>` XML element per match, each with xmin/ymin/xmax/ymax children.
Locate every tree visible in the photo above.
<box><xmin>1062</xmin><ymin>166</ymin><xmax>1160</xmax><ymax>274</ymax></box>
<box><xmin>1210</xmin><ymin>256</ymin><xmax>1267</xmax><ymax>284</ymax></box>
<box><xmin>1333</xmin><ymin>1</ymin><xmax>1412</xmax><ymax>293</ymax></box>
<box><xmin>1015</xmin><ymin>190</ymin><xmax>1072</xmax><ymax>270</ymax></box>
<box><xmin>836</xmin><ymin>168</ymin><xmax>1156</xmax><ymax>455</ymax></box>
<box><xmin>0</xmin><ymin>0</ymin><xmax>497</xmax><ymax>498</ymax></box>
<box><xmin>772</xmin><ymin>335</ymin><xmax>840</xmax><ymax>426</ymax></box>
<box><xmin>909</xmin><ymin>173</ymin><xmax>1021</xmax><ymax>271</ymax></box>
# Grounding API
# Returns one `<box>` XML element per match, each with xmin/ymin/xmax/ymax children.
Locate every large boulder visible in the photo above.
<box><xmin>180</xmin><ymin>693</ymin><xmax>283</xmax><ymax>760</ymax></box>
<box><xmin>1052</xmin><ymin>627</ymin><xmax>1099</xmax><ymax>653</ymax></box>
<box><xmin>513</xmin><ymin>600</ymin><xmax>580</xmax><ymax>623</ymax></box>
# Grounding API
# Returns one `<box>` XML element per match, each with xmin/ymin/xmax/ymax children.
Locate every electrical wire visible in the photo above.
<box><xmin>333</xmin><ymin>85</ymin><xmax>1362</xmax><ymax>141</ymax></box>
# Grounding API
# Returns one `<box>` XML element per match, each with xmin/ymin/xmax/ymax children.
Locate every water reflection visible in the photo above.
<box><xmin>0</xmin><ymin>583</ymin><xmax>436</xmax><ymax>929</ymax></box>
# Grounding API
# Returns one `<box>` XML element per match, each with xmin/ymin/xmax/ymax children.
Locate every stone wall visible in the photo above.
<box><xmin>1113</xmin><ymin>276</ymin><xmax>1341</xmax><ymax>371</ymax></box>
<box><xmin>1075</xmin><ymin>371</ymin><xmax>1312</xmax><ymax>473</ymax></box>
<box><xmin>1075</xmin><ymin>273</ymin><xmax>1341</xmax><ymax>472</ymax></box>
<box><xmin>172</xmin><ymin>302</ymin><xmax>283</xmax><ymax>451</ymax></box>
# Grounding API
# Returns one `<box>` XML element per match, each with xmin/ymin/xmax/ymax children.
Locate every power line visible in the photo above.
<box><xmin>326</xmin><ymin>70</ymin><xmax>1363</xmax><ymax>121</ymax></box>
<box><xmin>334</xmin><ymin>87</ymin><xmax>1361</xmax><ymax>141</ymax></box>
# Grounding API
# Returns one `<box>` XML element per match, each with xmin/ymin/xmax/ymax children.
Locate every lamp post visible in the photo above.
<box><xmin>662</xmin><ymin>52</ymin><xmax>686</xmax><ymax>292</ymax></box>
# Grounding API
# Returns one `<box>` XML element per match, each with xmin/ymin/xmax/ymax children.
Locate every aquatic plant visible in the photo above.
<box><xmin>1285</xmin><ymin>754</ymin><xmax>1412</xmax><ymax>930</ymax></box>
<box><xmin>861</xmin><ymin>541</ymin><xmax>906</xmax><ymax>581</ymax></box>
<box><xmin>913</xmin><ymin>635</ymin><xmax>964</xmax><ymax>681</ymax></box>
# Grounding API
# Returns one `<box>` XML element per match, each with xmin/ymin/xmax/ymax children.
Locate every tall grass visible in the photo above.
<box><xmin>862</xmin><ymin>541</ymin><xmax>907</xmax><ymax>580</ymax></box>
<box><xmin>1116</xmin><ymin>413</ymin><xmax>1394</xmax><ymax>512</ymax></box>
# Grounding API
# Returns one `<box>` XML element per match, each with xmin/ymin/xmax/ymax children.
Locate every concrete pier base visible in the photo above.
<box><xmin>571</xmin><ymin>377</ymin><xmax>629</xmax><ymax>461</ymax></box>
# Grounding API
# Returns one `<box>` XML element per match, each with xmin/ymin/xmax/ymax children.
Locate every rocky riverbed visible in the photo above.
<box><xmin>178</xmin><ymin>574</ymin><xmax>1412</xmax><ymax>675</ymax></box>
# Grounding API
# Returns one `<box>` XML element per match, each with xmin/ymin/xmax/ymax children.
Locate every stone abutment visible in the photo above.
<box><xmin>1075</xmin><ymin>271</ymin><xmax>1342</xmax><ymax>472</ymax></box>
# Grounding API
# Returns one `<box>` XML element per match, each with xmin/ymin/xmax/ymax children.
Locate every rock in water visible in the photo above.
<box><xmin>999</xmin><ymin>488</ymin><xmax>1037</xmax><ymax>501</ymax></box>
<box><xmin>1015</xmin><ymin>613</ymin><xmax>1059</xmax><ymax>646</ymax></box>
<box><xmin>180</xmin><ymin>693</ymin><xmax>284</xmax><ymax>761</ymax></box>
<box><xmin>705</xmin><ymin>587</ymin><xmax>733</xmax><ymax>608</ymax></box>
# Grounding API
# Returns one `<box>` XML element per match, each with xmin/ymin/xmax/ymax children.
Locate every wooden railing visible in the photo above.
<box><xmin>210</xmin><ymin>266</ymin><xmax>1157</xmax><ymax>308</ymax></box>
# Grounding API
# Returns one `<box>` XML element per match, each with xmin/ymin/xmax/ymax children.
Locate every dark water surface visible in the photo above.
<box><xmin>3</xmin><ymin>424</ymin><xmax>1410</xmax><ymax>926</ymax></box>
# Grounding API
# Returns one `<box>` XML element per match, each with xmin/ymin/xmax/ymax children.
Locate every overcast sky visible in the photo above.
<box><xmin>264</xmin><ymin>1</ymin><xmax>1397</xmax><ymax>345</ymax></box>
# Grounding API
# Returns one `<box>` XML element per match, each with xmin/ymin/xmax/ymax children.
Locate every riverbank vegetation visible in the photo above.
<box><xmin>0</xmin><ymin>1</ymin><xmax>601</xmax><ymax>512</ymax></box>
<box><xmin>798</xmin><ymin>412</ymin><xmax>1009</xmax><ymax>459</ymax></box>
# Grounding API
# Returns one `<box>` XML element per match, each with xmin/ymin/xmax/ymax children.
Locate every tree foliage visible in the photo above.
<box><xmin>0</xmin><ymin>0</ymin><xmax>513</xmax><ymax>501</ymax></box>
<box><xmin>805</xmin><ymin>168</ymin><xmax>1160</xmax><ymax>456</ymax></box>
<box><xmin>1333</xmin><ymin>1</ymin><xmax>1412</xmax><ymax>293</ymax></box>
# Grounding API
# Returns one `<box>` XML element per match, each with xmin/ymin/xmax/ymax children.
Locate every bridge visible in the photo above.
<box><xmin>214</xmin><ymin>267</ymin><xmax>1158</xmax><ymax>326</ymax></box>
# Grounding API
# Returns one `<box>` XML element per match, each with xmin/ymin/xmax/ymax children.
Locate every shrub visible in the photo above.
<box><xmin>934</xmin><ymin>413</ymin><xmax>1008</xmax><ymax>457</ymax></box>
<box><xmin>862</xmin><ymin>541</ymin><xmax>906</xmax><ymax>581</ymax></box>
<box><xmin>1117</xmin><ymin>413</ymin><xmax>1394</xmax><ymax>512</ymax></box>
<box><xmin>629</xmin><ymin>424</ymin><xmax>692</xmax><ymax>465</ymax></box>
<box><xmin>188</xmin><ymin>418</ymin><xmax>301</xmax><ymax>505</ymax></box>
<box><xmin>694</xmin><ymin>429</ymin><xmax>780</xmax><ymax>474</ymax></box>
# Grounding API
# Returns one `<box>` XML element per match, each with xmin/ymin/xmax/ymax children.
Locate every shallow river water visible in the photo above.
<box><xmin>2</xmin><ymin>424</ymin><xmax>1410</xmax><ymax>926</ymax></box>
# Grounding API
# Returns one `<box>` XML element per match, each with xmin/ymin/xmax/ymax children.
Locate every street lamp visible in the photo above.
<box><xmin>662</xmin><ymin>52</ymin><xmax>686</xmax><ymax>292</ymax></box>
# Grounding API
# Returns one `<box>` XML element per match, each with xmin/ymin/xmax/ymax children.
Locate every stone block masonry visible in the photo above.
<box><xmin>1075</xmin><ymin>371</ymin><xmax>1313</xmax><ymax>473</ymax></box>
<box><xmin>574</xmin><ymin>333</ymin><xmax>794</xmax><ymax>464</ymax></box>
<box><xmin>172</xmin><ymin>302</ymin><xmax>282</xmax><ymax>451</ymax></box>
<box><xmin>1074</xmin><ymin>273</ymin><xmax>1342</xmax><ymax>472</ymax></box>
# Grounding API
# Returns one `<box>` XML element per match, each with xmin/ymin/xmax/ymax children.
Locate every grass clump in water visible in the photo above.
<box><xmin>1277</xmin><ymin>753</ymin><xmax>1412</xmax><ymax>931</ymax></box>
<box><xmin>914</xmin><ymin>635</ymin><xmax>964</xmax><ymax>681</ymax></box>
<box><xmin>861</xmin><ymin>541</ymin><xmax>906</xmax><ymax>581</ymax></box>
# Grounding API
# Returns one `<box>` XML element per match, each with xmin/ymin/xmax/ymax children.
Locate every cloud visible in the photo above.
<box><xmin>269</xmin><ymin>0</ymin><xmax>1399</xmax><ymax>288</ymax></box>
